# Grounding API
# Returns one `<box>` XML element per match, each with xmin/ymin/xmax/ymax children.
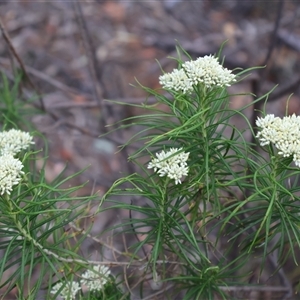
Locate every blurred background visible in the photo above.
<box><xmin>0</xmin><ymin>0</ymin><xmax>300</xmax><ymax>299</ymax></box>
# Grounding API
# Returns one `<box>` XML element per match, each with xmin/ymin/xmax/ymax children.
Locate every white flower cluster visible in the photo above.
<box><xmin>159</xmin><ymin>68</ymin><xmax>193</xmax><ymax>94</ymax></box>
<box><xmin>0</xmin><ymin>129</ymin><xmax>34</xmax><ymax>156</ymax></box>
<box><xmin>80</xmin><ymin>265</ymin><xmax>111</xmax><ymax>291</ymax></box>
<box><xmin>148</xmin><ymin>148</ymin><xmax>189</xmax><ymax>184</ymax></box>
<box><xmin>51</xmin><ymin>265</ymin><xmax>111</xmax><ymax>299</ymax></box>
<box><xmin>159</xmin><ymin>55</ymin><xmax>236</xmax><ymax>94</ymax></box>
<box><xmin>0</xmin><ymin>155</ymin><xmax>24</xmax><ymax>195</ymax></box>
<box><xmin>0</xmin><ymin>129</ymin><xmax>34</xmax><ymax>195</ymax></box>
<box><xmin>256</xmin><ymin>114</ymin><xmax>300</xmax><ymax>167</ymax></box>
<box><xmin>50</xmin><ymin>281</ymin><xmax>81</xmax><ymax>300</ymax></box>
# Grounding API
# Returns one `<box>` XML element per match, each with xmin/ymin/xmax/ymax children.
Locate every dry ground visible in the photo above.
<box><xmin>0</xmin><ymin>1</ymin><xmax>300</xmax><ymax>299</ymax></box>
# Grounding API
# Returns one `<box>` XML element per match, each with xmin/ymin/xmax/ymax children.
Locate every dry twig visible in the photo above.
<box><xmin>0</xmin><ymin>16</ymin><xmax>45</xmax><ymax>111</ymax></box>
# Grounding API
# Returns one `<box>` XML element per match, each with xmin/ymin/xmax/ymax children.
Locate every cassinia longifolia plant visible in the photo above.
<box><xmin>1</xmin><ymin>47</ymin><xmax>300</xmax><ymax>299</ymax></box>
<box><xmin>0</xmin><ymin>132</ymin><xmax>126</xmax><ymax>299</ymax></box>
<box><xmin>0</xmin><ymin>77</ymin><xmax>126</xmax><ymax>299</ymax></box>
<box><xmin>100</xmin><ymin>48</ymin><xmax>300</xmax><ymax>299</ymax></box>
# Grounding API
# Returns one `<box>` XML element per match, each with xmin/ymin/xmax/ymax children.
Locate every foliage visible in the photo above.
<box><xmin>0</xmin><ymin>46</ymin><xmax>299</xmax><ymax>299</ymax></box>
<box><xmin>100</xmin><ymin>47</ymin><xmax>299</xmax><ymax>299</ymax></box>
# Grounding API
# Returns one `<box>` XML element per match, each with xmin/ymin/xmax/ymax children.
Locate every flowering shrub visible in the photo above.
<box><xmin>0</xmin><ymin>128</ymin><xmax>123</xmax><ymax>299</ymax></box>
<box><xmin>1</xmin><ymin>46</ymin><xmax>300</xmax><ymax>299</ymax></box>
<box><xmin>100</xmin><ymin>47</ymin><xmax>300</xmax><ymax>299</ymax></box>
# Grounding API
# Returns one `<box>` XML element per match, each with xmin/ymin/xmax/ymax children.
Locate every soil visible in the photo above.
<box><xmin>0</xmin><ymin>1</ymin><xmax>300</xmax><ymax>299</ymax></box>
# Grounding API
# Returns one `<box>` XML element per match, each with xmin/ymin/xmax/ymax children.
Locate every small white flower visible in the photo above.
<box><xmin>159</xmin><ymin>55</ymin><xmax>235</xmax><ymax>93</ymax></box>
<box><xmin>148</xmin><ymin>148</ymin><xmax>189</xmax><ymax>184</ymax></box>
<box><xmin>50</xmin><ymin>281</ymin><xmax>81</xmax><ymax>300</ymax></box>
<box><xmin>293</xmin><ymin>151</ymin><xmax>300</xmax><ymax>167</ymax></box>
<box><xmin>182</xmin><ymin>55</ymin><xmax>236</xmax><ymax>89</ymax></box>
<box><xmin>159</xmin><ymin>56</ymin><xmax>235</xmax><ymax>93</ymax></box>
<box><xmin>0</xmin><ymin>129</ymin><xmax>34</xmax><ymax>156</ymax></box>
<box><xmin>165</xmin><ymin>164</ymin><xmax>189</xmax><ymax>185</ymax></box>
<box><xmin>80</xmin><ymin>265</ymin><xmax>111</xmax><ymax>292</ymax></box>
<box><xmin>0</xmin><ymin>155</ymin><xmax>24</xmax><ymax>195</ymax></box>
<box><xmin>256</xmin><ymin>114</ymin><xmax>300</xmax><ymax>167</ymax></box>
<box><xmin>0</xmin><ymin>129</ymin><xmax>34</xmax><ymax>155</ymax></box>
<box><xmin>256</xmin><ymin>114</ymin><xmax>279</xmax><ymax>128</ymax></box>
<box><xmin>159</xmin><ymin>68</ymin><xmax>193</xmax><ymax>94</ymax></box>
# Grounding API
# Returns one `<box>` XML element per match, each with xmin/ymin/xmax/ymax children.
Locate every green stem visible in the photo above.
<box><xmin>4</xmin><ymin>195</ymin><xmax>86</xmax><ymax>265</ymax></box>
<box><xmin>160</xmin><ymin>178</ymin><xmax>170</xmax><ymax>221</ymax></box>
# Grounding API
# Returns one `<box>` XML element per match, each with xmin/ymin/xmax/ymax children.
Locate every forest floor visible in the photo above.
<box><xmin>0</xmin><ymin>1</ymin><xmax>300</xmax><ymax>299</ymax></box>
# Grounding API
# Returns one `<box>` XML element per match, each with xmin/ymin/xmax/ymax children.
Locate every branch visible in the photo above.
<box><xmin>0</xmin><ymin>16</ymin><xmax>45</xmax><ymax>111</ymax></box>
<box><xmin>73</xmin><ymin>0</ymin><xmax>103</xmax><ymax>107</ymax></box>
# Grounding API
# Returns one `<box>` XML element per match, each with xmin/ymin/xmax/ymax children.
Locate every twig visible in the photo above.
<box><xmin>268</xmin><ymin>249</ymin><xmax>293</xmax><ymax>300</ymax></box>
<box><xmin>0</xmin><ymin>16</ymin><xmax>45</xmax><ymax>111</ymax></box>
<box><xmin>141</xmin><ymin>284</ymin><xmax>178</xmax><ymax>300</ymax></box>
<box><xmin>24</xmin><ymin>62</ymin><xmax>94</xmax><ymax>100</ymax></box>
<box><xmin>251</xmin><ymin>0</ymin><xmax>285</xmax><ymax>145</ymax></box>
<box><xmin>73</xmin><ymin>0</ymin><xmax>103</xmax><ymax>107</ymax></box>
<box><xmin>269</xmin><ymin>76</ymin><xmax>300</xmax><ymax>102</ymax></box>
<box><xmin>130</xmin><ymin>199</ymin><xmax>149</xmax><ymax>259</ymax></box>
<box><xmin>0</xmin><ymin>57</ymin><xmax>158</xmax><ymax>107</ymax></box>
<box><xmin>69</xmin><ymin>222</ymin><xmax>125</xmax><ymax>256</ymax></box>
<box><xmin>17</xmin><ymin>214</ymin><xmax>187</xmax><ymax>268</ymax></box>
<box><xmin>14</xmin><ymin>212</ymin><xmax>190</xmax><ymax>267</ymax></box>
<box><xmin>123</xmin><ymin>265</ymin><xmax>132</xmax><ymax>296</ymax></box>
<box><xmin>277</xmin><ymin>29</ymin><xmax>300</xmax><ymax>52</ymax></box>
<box><xmin>262</xmin><ymin>1</ymin><xmax>285</xmax><ymax>68</ymax></box>
<box><xmin>219</xmin><ymin>285</ymin><xmax>290</xmax><ymax>293</ymax></box>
